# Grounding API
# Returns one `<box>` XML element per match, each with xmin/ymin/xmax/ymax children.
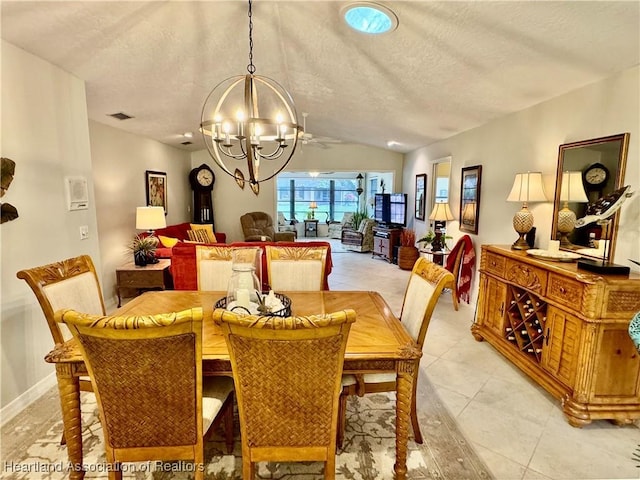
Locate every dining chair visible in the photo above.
<box><xmin>337</xmin><ymin>258</ymin><xmax>455</xmax><ymax>447</ymax></box>
<box><xmin>17</xmin><ymin>255</ymin><xmax>106</xmax><ymax>396</ymax></box>
<box><xmin>196</xmin><ymin>245</ymin><xmax>264</xmax><ymax>292</ymax></box>
<box><xmin>55</xmin><ymin>307</ymin><xmax>235</xmax><ymax>480</ymax></box>
<box><xmin>264</xmin><ymin>244</ymin><xmax>328</xmax><ymax>291</ymax></box>
<box><xmin>213</xmin><ymin>308</ymin><xmax>356</xmax><ymax>479</ymax></box>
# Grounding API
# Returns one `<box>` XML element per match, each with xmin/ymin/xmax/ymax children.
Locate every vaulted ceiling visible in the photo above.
<box><xmin>2</xmin><ymin>1</ymin><xmax>639</xmax><ymax>153</ymax></box>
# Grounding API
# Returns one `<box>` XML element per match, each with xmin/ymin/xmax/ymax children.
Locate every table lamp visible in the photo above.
<box><xmin>507</xmin><ymin>172</ymin><xmax>547</xmax><ymax>250</ymax></box>
<box><xmin>136</xmin><ymin>206</ymin><xmax>166</xmax><ymax>238</ymax></box>
<box><xmin>428</xmin><ymin>202</ymin><xmax>454</xmax><ymax>252</ymax></box>
<box><xmin>309</xmin><ymin>201</ymin><xmax>318</xmax><ymax>219</ymax></box>
<box><xmin>557</xmin><ymin>171</ymin><xmax>588</xmax><ymax>248</ymax></box>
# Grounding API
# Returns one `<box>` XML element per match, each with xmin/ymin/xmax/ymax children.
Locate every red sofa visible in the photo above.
<box><xmin>142</xmin><ymin>222</ymin><xmax>226</xmax><ymax>258</ymax></box>
<box><xmin>170</xmin><ymin>241</ymin><xmax>333</xmax><ymax>291</ymax></box>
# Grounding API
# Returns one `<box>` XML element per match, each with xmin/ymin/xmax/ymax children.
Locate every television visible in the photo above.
<box><xmin>374</xmin><ymin>193</ymin><xmax>407</xmax><ymax>227</ymax></box>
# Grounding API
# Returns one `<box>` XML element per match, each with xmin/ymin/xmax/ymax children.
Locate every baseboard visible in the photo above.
<box><xmin>0</xmin><ymin>372</ymin><xmax>57</xmax><ymax>428</ymax></box>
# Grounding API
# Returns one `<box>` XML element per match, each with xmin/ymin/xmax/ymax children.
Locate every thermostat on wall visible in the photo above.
<box><xmin>65</xmin><ymin>176</ymin><xmax>89</xmax><ymax>211</ymax></box>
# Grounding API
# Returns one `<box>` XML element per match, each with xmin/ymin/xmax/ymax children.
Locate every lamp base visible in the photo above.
<box><xmin>511</xmin><ymin>234</ymin><xmax>530</xmax><ymax>250</ymax></box>
<box><xmin>577</xmin><ymin>259</ymin><xmax>630</xmax><ymax>276</ymax></box>
<box><xmin>558</xmin><ymin>232</ymin><xmax>574</xmax><ymax>249</ymax></box>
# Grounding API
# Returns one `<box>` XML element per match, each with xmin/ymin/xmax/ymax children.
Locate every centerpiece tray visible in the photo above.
<box><xmin>214</xmin><ymin>292</ymin><xmax>292</xmax><ymax>317</ymax></box>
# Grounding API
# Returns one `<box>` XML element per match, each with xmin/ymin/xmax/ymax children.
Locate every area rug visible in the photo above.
<box><xmin>1</xmin><ymin>377</ymin><xmax>493</xmax><ymax>480</ymax></box>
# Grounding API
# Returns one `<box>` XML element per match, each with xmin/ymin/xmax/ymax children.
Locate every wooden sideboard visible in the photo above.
<box><xmin>472</xmin><ymin>245</ymin><xmax>640</xmax><ymax>427</ymax></box>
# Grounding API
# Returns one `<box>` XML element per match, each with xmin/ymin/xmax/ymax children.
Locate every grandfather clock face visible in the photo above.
<box><xmin>189</xmin><ymin>164</ymin><xmax>215</xmax><ymax>225</ymax></box>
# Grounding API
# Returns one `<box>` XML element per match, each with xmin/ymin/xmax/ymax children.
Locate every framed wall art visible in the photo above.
<box><xmin>459</xmin><ymin>165</ymin><xmax>482</xmax><ymax>234</ymax></box>
<box><xmin>415</xmin><ymin>173</ymin><xmax>426</xmax><ymax>220</ymax></box>
<box><xmin>145</xmin><ymin>170</ymin><xmax>167</xmax><ymax>214</ymax></box>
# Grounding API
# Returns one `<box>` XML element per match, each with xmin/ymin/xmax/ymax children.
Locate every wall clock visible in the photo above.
<box><xmin>189</xmin><ymin>164</ymin><xmax>215</xmax><ymax>226</ymax></box>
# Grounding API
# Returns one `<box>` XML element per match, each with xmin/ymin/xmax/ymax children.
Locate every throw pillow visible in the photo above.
<box><xmin>158</xmin><ymin>235</ymin><xmax>179</xmax><ymax>248</ymax></box>
<box><xmin>190</xmin><ymin>223</ymin><xmax>217</xmax><ymax>243</ymax></box>
<box><xmin>186</xmin><ymin>229</ymin><xmax>210</xmax><ymax>243</ymax></box>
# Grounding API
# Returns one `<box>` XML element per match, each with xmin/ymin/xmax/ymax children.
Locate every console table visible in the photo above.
<box><xmin>473</xmin><ymin>245</ymin><xmax>640</xmax><ymax>427</ymax></box>
<box><xmin>372</xmin><ymin>226</ymin><xmax>401</xmax><ymax>263</ymax></box>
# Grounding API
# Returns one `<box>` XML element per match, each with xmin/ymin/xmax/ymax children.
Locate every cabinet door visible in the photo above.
<box><xmin>482</xmin><ymin>276</ymin><xmax>507</xmax><ymax>336</ymax></box>
<box><xmin>541</xmin><ymin>306</ymin><xmax>581</xmax><ymax>389</ymax></box>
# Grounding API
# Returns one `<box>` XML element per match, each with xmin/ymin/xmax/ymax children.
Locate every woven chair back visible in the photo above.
<box><xmin>400</xmin><ymin>257</ymin><xmax>455</xmax><ymax>347</ymax></box>
<box><xmin>265</xmin><ymin>245</ymin><xmax>328</xmax><ymax>291</ymax></box>
<box><xmin>56</xmin><ymin>308</ymin><xmax>207</xmax><ymax>467</ymax></box>
<box><xmin>17</xmin><ymin>255</ymin><xmax>106</xmax><ymax>345</ymax></box>
<box><xmin>213</xmin><ymin>308</ymin><xmax>355</xmax><ymax>475</ymax></box>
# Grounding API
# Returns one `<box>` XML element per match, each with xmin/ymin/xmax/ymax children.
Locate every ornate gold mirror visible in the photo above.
<box><xmin>551</xmin><ymin>133</ymin><xmax>629</xmax><ymax>262</ymax></box>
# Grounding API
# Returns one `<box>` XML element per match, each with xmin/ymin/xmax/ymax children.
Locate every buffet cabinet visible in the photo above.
<box><xmin>472</xmin><ymin>245</ymin><xmax>640</xmax><ymax>427</ymax></box>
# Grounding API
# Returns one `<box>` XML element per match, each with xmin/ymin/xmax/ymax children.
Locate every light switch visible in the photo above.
<box><xmin>79</xmin><ymin>225</ymin><xmax>89</xmax><ymax>240</ymax></box>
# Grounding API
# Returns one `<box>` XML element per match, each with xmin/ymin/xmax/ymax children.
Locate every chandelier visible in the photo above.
<box><xmin>200</xmin><ymin>0</ymin><xmax>302</xmax><ymax>191</ymax></box>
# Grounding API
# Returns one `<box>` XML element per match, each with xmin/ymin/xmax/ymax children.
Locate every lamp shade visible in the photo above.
<box><xmin>462</xmin><ymin>202</ymin><xmax>476</xmax><ymax>223</ymax></box>
<box><xmin>309</xmin><ymin>201</ymin><xmax>318</xmax><ymax>209</ymax></box>
<box><xmin>507</xmin><ymin>172</ymin><xmax>547</xmax><ymax>203</ymax></box>
<box><xmin>429</xmin><ymin>202</ymin><xmax>454</xmax><ymax>221</ymax></box>
<box><xmin>136</xmin><ymin>206</ymin><xmax>166</xmax><ymax>230</ymax></box>
<box><xmin>560</xmin><ymin>171</ymin><xmax>588</xmax><ymax>203</ymax></box>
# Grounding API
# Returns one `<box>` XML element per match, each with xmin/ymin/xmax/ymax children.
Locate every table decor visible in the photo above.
<box><xmin>526</xmin><ymin>248</ymin><xmax>580</xmax><ymax>262</ymax></box>
<box><xmin>215</xmin><ymin>291</ymin><xmax>291</xmax><ymax>317</ymax></box>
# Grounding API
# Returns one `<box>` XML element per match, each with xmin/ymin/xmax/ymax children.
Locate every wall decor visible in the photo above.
<box><xmin>415</xmin><ymin>173</ymin><xmax>426</xmax><ymax>220</ymax></box>
<box><xmin>459</xmin><ymin>165</ymin><xmax>482</xmax><ymax>234</ymax></box>
<box><xmin>145</xmin><ymin>170</ymin><xmax>167</xmax><ymax>214</ymax></box>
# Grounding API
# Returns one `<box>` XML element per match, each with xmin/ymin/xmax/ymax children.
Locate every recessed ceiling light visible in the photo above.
<box><xmin>183</xmin><ymin>132</ymin><xmax>193</xmax><ymax>138</ymax></box>
<box><xmin>342</xmin><ymin>2</ymin><xmax>398</xmax><ymax>35</ymax></box>
<box><xmin>387</xmin><ymin>140</ymin><xmax>399</xmax><ymax>147</ymax></box>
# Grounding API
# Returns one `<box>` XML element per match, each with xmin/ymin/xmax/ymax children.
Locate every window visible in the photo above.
<box><xmin>277</xmin><ymin>177</ymin><xmax>359</xmax><ymax>223</ymax></box>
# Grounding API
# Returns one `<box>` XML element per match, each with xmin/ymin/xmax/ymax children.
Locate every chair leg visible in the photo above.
<box><xmin>224</xmin><ymin>393</ymin><xmax>235</xmax><ymax>454</ymax></box>
<box><xmin>60</xmin><ymin>431</ymin><xmax>66</xmax><ymax>445</ymax></box>
<box><xmin>243</xmin><ymin>460</ymin><xmax>255</xmax><ymax>480</ymax></box>
<box><xmin>451</xmin><ymin>288</ymin><xmax>459</xmax><ymax>311</ymax></box>
<box><xmin>337</xmin><ymin>390</ymin><xmax>347</xmax><ymax>449</ymax></box>
<box><xmin>410</xmin><ymin>388</ymin><xmax>423</xmax><ymax>444</ymax></box>
<box><xmin>325</xmin><ymin>455</ymin><xmax>336</xmax><ymax>480</ymax></box>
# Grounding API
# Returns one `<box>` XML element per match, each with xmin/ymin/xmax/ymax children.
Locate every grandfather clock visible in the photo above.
<box><xmin>189</xmin><ymin>164</ymin><xmax>215</xmax><ymax>227</ymax></box>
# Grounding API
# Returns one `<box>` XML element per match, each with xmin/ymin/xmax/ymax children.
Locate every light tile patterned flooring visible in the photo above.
<box><xmin>327</xmin><ymin>240</ymin><xmax>640</xmax><ymax>480</ymax></box>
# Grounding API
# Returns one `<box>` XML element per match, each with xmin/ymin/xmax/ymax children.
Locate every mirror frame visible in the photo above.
<box><xmin>551</xmin><ymin>133</ymin><xmax>630</xmax><ymax>262</ymax></box>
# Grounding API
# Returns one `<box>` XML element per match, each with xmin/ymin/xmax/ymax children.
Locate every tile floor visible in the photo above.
<box><xmin>328</xmin><ymin>241</ymin><xmax>640</xmax><ymax>480</ymax></box>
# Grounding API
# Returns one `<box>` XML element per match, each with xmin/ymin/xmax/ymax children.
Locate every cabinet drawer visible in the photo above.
<box><xmin>546</xmin><ymin>274</ymin><xmax>584</xmax><ymax>311</ymax></box>
<box><xmin>484</xmin><ymin>252</ymin><xmax>506</xmax><ymax>277</ymax></box>
<box><xmin>117</xmin><ymin>270</ymin><xmax>165</xmax><ymax>288</ymax></box>
<box><xmin>504</xmin><ymin>259</ymin><xmax>547</xmax><ymax>296</ymax></box>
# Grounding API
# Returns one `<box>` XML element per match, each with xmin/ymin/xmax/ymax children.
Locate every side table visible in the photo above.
<box><xmin>116</xmin><ymin>259</ymin><xmax>172</xmax><ymax>307</ymax></box>
<box><xmin>419</xmin><ymin>248</ymin><xmax>450</xmax><ymax>266</ymax></box>
<box><xmin>304</xmin><ymin>219</ymin><xmax>319</xmax><ymax>237</ymax></box>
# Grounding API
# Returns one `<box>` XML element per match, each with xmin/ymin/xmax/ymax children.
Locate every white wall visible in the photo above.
<box><xmin>193</xmin><ymin>142</ymin><xmax>404</xmax><ymax>243</ymax></box>
<box><xmin>89</xmin><ymin>121</ymin><xmax>192</xmax><ymax>309</ymax></box>
<box><xmin>1</xmin><ymin>41</ymin><xmax>101</xmax><ymax>409</ymax></box>
<box><xmin>403</xmin><ymin>66</ymin><xmax>640</xmax><ymax>303</ymax></box>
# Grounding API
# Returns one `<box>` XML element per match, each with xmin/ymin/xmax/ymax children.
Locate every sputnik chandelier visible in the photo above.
<box><xmin>200</xmin><ymin>0</ymin><xmax>302</xmax><ymax>193</ymax></box>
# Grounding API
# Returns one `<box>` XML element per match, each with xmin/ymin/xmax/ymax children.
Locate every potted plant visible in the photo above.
<box><xmin>129</xmin><ymin>234</ymin><xmax>158</xmax><ymax>266</ymax></box>
<box><xmin>351</xmin><ymin>208</ymin><xmax>370</xmax><ymax>230</ymax></box>
<box><xmin>417</xmin><ymin>230</ymin><xmax>435</xmax><ymax>249</ymax></box>
<box><xmin>398</xmin><ymin>228</ymin><xmax>419</xmax><ymax>270</ymax></box>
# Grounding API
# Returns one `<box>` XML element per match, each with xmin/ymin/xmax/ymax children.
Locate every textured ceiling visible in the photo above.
<box><xmin>2</xmin><ymin>1</ymin><xmax>639</xmax><ymax>153</ymax></box>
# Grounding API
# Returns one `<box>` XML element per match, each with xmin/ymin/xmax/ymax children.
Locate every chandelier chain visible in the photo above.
<box><xmin>247</xmin><ymin>0</ymin><xmax>256</xmax><ymax>74</ymax></box>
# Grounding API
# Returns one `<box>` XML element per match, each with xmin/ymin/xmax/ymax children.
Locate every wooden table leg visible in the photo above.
<box><xmin>394</xmin><ymin>359</ymin><xmax>417</xmax><ymax>480</ymax></box>
<box><xmin>55</xmin><ymin>364</ymin><xmax>85</xmax><ymax>479</ymax></box>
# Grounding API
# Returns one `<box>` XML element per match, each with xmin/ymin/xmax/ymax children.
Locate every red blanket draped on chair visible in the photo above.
<box><xmin>445</xmin><ymin>235</ymin><xmax>475</xmax><ymax>304</ymax></box>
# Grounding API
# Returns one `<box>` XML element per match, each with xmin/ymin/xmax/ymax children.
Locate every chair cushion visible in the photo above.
<box><xmin>202</xmin><ymin>376</ymin><xmax>234</xmax><ymax>433</ymax></box>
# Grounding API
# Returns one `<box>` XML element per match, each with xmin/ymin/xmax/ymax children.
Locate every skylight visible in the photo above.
<box><xmin>342</xmin><ymin>2</ymin><xmax>398</xmax><ymax>35</ymax></box>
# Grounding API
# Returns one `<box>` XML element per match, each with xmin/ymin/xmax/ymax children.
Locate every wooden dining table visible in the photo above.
<box><xmin>45</xmin><ymin>290</ymin><xmax>421</xmax><ymax>480</ymax></box>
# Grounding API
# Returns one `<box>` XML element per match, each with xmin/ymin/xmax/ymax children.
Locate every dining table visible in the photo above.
<box><xmin>45</xmin><ymin>290</ymin><xmax>422</xmax><ymax>480</ymax></box>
